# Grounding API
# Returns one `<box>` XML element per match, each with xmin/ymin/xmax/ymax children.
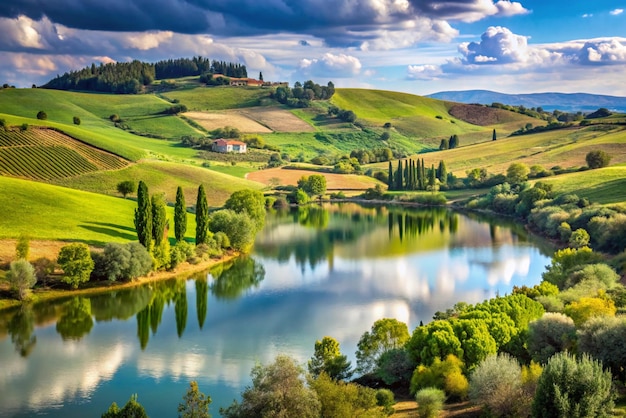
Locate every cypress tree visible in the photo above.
<box><xmin>417</xmin><ymin>159</ymin><xmax>423</xmax><ymax>190</ymax></box>
<box><xmin>195</xmin><ymin>184</ymin><xmax>210</xmax><ymax>245</ymax></box>
<box><xmin>421</xmin><ymin>159</ymin><xmax>426</xmax><ymax>189</ymax></box>
<box><xmin>134</xmin><ymin>181</ymin><xmax>152</xmax><ymax>249</ymax></box>
<box><xmin>438</xmin><ymin>160</ymin><xmax>447</xmax><ymax>185</ymax></box>
<box><xmin>388</xmin><ymin>161</ymin><xmax>394</xmax><ymax>191</ymax></box>
<box><xmin>151</xmin><ymin>194</ymin><xmax>167</xmax><ymax>246</ymax></box>
<box><xmin>174</xmin><ymin>186</ymin><xmax>187</xmax><ymax>242</ymax></box>
<box><xmin>395</xmin><ymin>160</ymin><xmax>403</xmax><ymax>191</ymax></box>
<box><xmin>404</xmin><ymin>160</ymin><xmax>410</xmax><ymax>189</ymax></box>
<box><xmin>492</xmin><ymin>129</ymin><xmax>497</xmax><ymax>141</ymax></box>
<box><xmin>429</xmin><ymin>164</ymin><xmax>436</xmax><ymax>187</ymax></box>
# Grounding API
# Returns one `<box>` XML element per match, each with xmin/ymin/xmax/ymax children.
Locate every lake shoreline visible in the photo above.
<box><xmin>0</xmin><ymin>244</ymin><xmax>239</xmax><ymax>311</ymax></box>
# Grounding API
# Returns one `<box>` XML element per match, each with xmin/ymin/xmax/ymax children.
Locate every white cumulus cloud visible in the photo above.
<box><xmin>299</xmin><ymin>53</ymin><xmax>362</xmax><ymax>76</ymax></box>
<box><xmin>407</xmin><ymin>64</ymin><xmax>442</xmax><ymax>80</ymax></box>
<box><xmin>610</xmin><ymin>8</ymin><xmax>624</xmax><ymax>16</ymax></box>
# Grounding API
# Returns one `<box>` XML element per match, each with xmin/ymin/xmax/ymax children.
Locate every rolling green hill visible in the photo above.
<box><xmin>0</xmin><ymin>176</ymin><xmax>198</xmax><ymax>245</ymax></box>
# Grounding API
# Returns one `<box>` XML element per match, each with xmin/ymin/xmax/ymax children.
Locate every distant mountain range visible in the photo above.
<box><xmin>427</xmin><ymin>90</ymin><xmax>626</xmax><ymax>113</ymax></box>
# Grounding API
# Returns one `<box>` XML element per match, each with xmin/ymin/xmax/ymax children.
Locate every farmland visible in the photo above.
<box><xmin>0</xmin><ymin>127</ymin><xmax>128</xmax><ymax>180</ymax></box>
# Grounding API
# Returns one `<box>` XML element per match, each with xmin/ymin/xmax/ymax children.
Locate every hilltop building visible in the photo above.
<box><xmin>212</xmin><ymin>138</ymin><xmax>247</xmax><ymax>153</ymax></box>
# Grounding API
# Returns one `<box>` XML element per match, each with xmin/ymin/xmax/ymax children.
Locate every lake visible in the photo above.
<box><xmin>0</xmin><ymin>203</ymin><xmax>553</xmax><ymax>417</ymax></box>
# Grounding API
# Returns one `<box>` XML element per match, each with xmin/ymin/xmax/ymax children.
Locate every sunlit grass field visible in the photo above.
<box><xmin>0</xmin><ymin>176</ymin><xmax>198</xmax><ymax>245</ymax></box>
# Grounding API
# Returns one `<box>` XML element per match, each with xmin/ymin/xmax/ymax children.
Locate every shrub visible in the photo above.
<box><xmin>295</xmin><ymin>188</ymin><xmax>310</xmax><ymax>204</ymax></box>
<box><xmin>527</xmin><ymin>313</ymin><xmax>576</xmax><ymax>364</ymax></box>
<box><xmin>152</xmin><ymin>239</ymin><xmax>171</xmax><ymax>270</ymax></box>
<box><xmin>542</xmin><ymin>247</ymin><xmax>602</xmax><ymax>290</ymax></box>
<box><xmin>564</xmin><ymin>296</ymin><xmax>616</xmax><ymax>326</ymax></box>
<box><xmin>73</xmin><ymin>116</ymin><xmax>81</xmax><ymax>125</ymax></box>
<box><xmin>36</xmin><ymin>110</ymin><xmax>47</xmax><ymax>120</ymax></box>
<box><xmin>6</xmin><ymin>259</ymin><xmax>37</xmax><ymax>300</ymax></box>
<box><xmin>410</xmin><ymin>354</ymin><xmax>468</xmax><ymax>400</ymax></box>
<box><xmin>415</xmin><ymin>388</ymin><xmax>445</xmax><ymax>418</ymax></box>
<box><xmin>209</xmin><ymin>210</ymin><xmax>255</xmax><ymax>252</ymax></box>
<box><xmin>109</xmin><ymin>114</ymin><xmax>121</xmax><ymax>123</ymax></box>
<box><xmin>469</xmin><ymin>353</ymin><xmax>530</xmax><ymax>417</ymax></box>
<box><xmin>586</xmin><ymin>150</ymin><xmax>612</xmax><ymax>169</ymax></box>
<box><xmin>376</xmin><ymin>389</ymin><xmax>395</xmax><ymax>415</ymax></box>
<box><xmin>578</xmin><ymin>316</ymin><xmax>626</xmax><ymax>380</ymax></box>
<box><xmin>92</xmin><ymin>242</ymin><xmax>153</xmax><ymax>281</ymax></box>
<box><xmin>532</xmin><ymin>352</ymin><xmax>614</xmax><ymax>418</ymax></box>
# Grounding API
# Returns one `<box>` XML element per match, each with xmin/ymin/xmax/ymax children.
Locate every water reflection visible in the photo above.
<box><xmin>0</xmin><ymin>203</ymin><xmax>552</xmax><ymax>417</ymax></box>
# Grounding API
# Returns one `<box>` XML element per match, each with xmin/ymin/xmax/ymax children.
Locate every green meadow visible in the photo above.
<box><xmin>0</xmin><ymin>176</ymin><xmax>197</xmax><ymax>245</ymax></box>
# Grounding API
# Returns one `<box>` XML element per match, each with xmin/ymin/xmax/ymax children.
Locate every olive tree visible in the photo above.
<box><xmin>527</xmin><ymin>312</ymin><xmax>576</xmax><ymax>364</ymax></box>
<box><xmin>532</xmin><ymin>352</ymin><xmax>614</xmax><ymax>418</ymax></box>
<box><xmin>6</xmin><ymin>259</ymin><xmax>37</xmax><ymax>300</ymax></box>
<box><xmin>220</xmin><ymin>355</ymin><xmax>320</xmax><ymax>418</ymax></box>
<box><xmin>578</xmin><ymin>315</ymin><xmax>626</xmax><ymax>380</ymax></box>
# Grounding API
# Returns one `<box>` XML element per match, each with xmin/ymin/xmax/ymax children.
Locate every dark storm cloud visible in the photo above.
<box><xmin>2</xmin><ymin>0</ymin><xmax>527</xmax><ymax>43</ymax></box>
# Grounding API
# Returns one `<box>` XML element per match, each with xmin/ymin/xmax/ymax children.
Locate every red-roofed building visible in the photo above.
<box><xmin>212</xmin><ymin>138</ymin><xmax>247</xmax><ymax>153</ymax></box>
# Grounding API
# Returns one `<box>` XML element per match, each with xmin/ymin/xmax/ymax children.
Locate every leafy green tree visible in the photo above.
<box><xmin>16</xmin><ymin>234</ymin><xmax>30</xmax><ymax>260</ymax></box>
<box><xmin>8</xmin><ymin>304</ymin><xmax>37</xmax><ymax>356</ymax></box>
<box><xmin>415</xmin><ymin>388</ymin><xmax>445</xmax><ymax>418</ymax></box>
<box><xmin>308</xmin><ymin>336</ymin><xmax>353</xmax><ymax>381</ymax></box>
<box><xmin>304</xmin><ymin>174</ymin><xmax>327</xmax><ymax>199</ymax></box>
<box><xmin>376</xmin><ymin>348</ymin><xmax>414</xmax><ymax>386</ymax></box>
<box><xmin>195</xmin><ymin>185</ymin><xmax>210</xmax><ymax>245</ymax></box>
<box><xmin>220</xmin><ymin>355</ymin><xmax>321</xmax><ymax>418</ymax></box>
<box><xmin>586</xmin><ymin>150</ymin><xmax>611</xmax><ymax>169</ymax></box>
<box><xmin>102</xmin><ymin>394</ymin><xmax>148</xmax><ymax>418</ymax></box>
<box><xmin>542</xmin><ymin>247</ymin><xmax>602</xmax><ymax>290</ymax></box>
<box><xmin>6</xmin><ymin>259</ymin><xmax>37</xmax><ymax>300</ymax></box>
<box><xmin>57</xmin><ymin>243</ymin><xmax>94</xmax><ymax>289</ymax></box>
<box><xmin>209</xmin><ymin>210</ymin><xmax>255</xmax><ymax>252</ymax></box>
<box><xmin>175</xmin><ymin>186</ymin><xmax>187</xmax><ymax>242</ymax></box>
<box><xmin>356</xmin><ymin>318</ymin><xmax>410</xmax><ymax>374</ymax></box>
<box><xmin>224</xmin><ymin>189</ymin><xmax>266</xmax><ymax>232</ymax></box>
<box><xmin>506</xmin><ymin>162</ymin><xmax>530</xmax><ymax>185</ymax></box>
<box><xmin>178</xmin><ymin>381</ymin><xmax>211</xmax><ymax>418</ymax></box>
<box><xmin>439</xmin><ymin>138</ymin><xmax>449</xmax><ymax>150</ymax></box>
<box><xmin>469</xmin><ymin>353</ymin><xmax>531</xmax><ymax>417</ymax></box>
<box><xmin>36</xmin><ymin>110</ymin><xmax>47</xmax><ymax>120</ymax></box>
<box><xmin>451</xmin><ymin>318</ymin><xmax>497</xmax><ymax>369</ymax></box>
<box><xmin>73</xmin><ymin>116</ymin><xmax>81</xmax><ymax>125</ymax></box>
<box><xmin>407</xmin><ymin>320</ymin><xmax>463</xmax><ymax>367</ymax></box>
<box><xmin>116</xmin><ymin>180</ymin><xmax>135</xmax><ymax>198</ymax></box>
<box><xmin>151</xmin><ymin>193</ymin><xmax>168</xmax><ymax>246</ymax></box>
<box><xmin>134</xmin><ymin>181</ymin><xmax>152</xmax><ymax>249</ymax></box>
<box><xmin>532</xmin><ymin>352</ymin><xmax>614</xmax><ymax>418</ymax></box>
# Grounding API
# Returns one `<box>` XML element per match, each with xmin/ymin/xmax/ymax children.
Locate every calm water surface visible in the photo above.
<box><xmin>0</xmin><ymin>203</ymin><xmax>552</xmax><ymax>417</ymax></box>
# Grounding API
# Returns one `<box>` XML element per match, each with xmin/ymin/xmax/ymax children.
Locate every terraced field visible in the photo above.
<box><xmin>0</xmin><ymin>127</ymin><xmax>128</xmax><ymax>180</ymax></box>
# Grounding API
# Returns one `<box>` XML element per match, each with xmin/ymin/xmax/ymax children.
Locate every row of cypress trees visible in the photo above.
<box><xmin>133</xmin><ymin>181</ymin><xmax>212</xmax><ymax>249</ymax></box>
<box><xmin>387</xmin><ymin>159</ymin><xmax>448</xmax><ymax>191</ymax></box>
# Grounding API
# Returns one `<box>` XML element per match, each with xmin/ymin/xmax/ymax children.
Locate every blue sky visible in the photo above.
<box><xmin>1</xmin><ymin>0</ymin><xmax>625</xmax><ymax>95</ymax></box>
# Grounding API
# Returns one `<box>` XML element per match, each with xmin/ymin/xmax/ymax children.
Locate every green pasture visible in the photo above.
<box><xmin>51</xmin><ymin>160</ymin><xmax>264</xmax><ymax>206</ymax></box>
<box><xmin>160</xmin><ymin>86</ymin><xmax>271</xmax><ymax>111</ymax></box>
<box><xmin>0</xmin><ymin>176</ymin><xmax>197</xmax><ymax>245</ymax></box>
<box><xmin>538</xmin><ymin>165</ymin><xmax>626</xmax><ymax>205</ymax></box>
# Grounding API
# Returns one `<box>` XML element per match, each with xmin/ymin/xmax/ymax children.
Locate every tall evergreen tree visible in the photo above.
<box><xmin>174</xmin><ymin>186</ymin><xmax>187</xmax><ymax>242</ymax></box>
<box><xmin>492</xmin><ymin>129</ymin><xmax>497</xmax><ymax>141</ymax></box>
<box><xmin>429</xmin><ymin>164</ymin><xmax>436</xmax><ymax>188</ymax></box>
<box><xmin>437</xmin><ymin>160</ymin><xmax>447</xmax><ymax>185</ymax></box>
<box><xmin>134</xmin><ymin>181</ymin><xmax>152</xmax><ymax>249</ymax></box>
<box><xmin>395</xmin><ymin>160</ymin><xmax>403</xmax><ymax>191</ymax></box>
<box><xmin>421</xmin><ymin>159</ymin><xmax>426</xmax><ymax>189</ymax></box>
<box><xmin>388</xmin><ymin>161</ymin><xmax>394</xmax><ymax>191</ymax></box>
<box><xmin>417</xmin><ymin>159</ymin><xmax>423</xmax><ymax>190</ymax></box>
<box><xmin>404</xmin><ymin>160</ymin><xmax>410</xmax><ymax>190</ymax></box>
<box><xmin>151</xmin><ymin>194</ymin><xmax>167</xmax><ymax>246</ymax></box>
<box><xmin>449</xmin><ymin>134</ymin><xmax>459</xmax><ymax>149</ymax></box>
<box><xmin>195</xmin><ymin>185</ymin><xmax>210</xmax><ymax>245</ymax></box>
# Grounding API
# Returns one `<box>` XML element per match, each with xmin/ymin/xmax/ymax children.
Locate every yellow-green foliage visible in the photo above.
<box><xmin>309</xmin><ymin>373</ymin><xmax>386</xmax><ymax>418</ymax></box>
<box><xmin>410</xmin><ymin>355</ymin><xmax>468</xmax><ymax>399</ymax></box>
<box><xmin>564</xmin><ymin>296</ymin><xmax>616</xmax><ymax>326</ymax></box>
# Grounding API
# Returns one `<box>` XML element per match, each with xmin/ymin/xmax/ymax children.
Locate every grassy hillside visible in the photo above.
<box><xmin>538</xmin><ymin>165</ymin><xmax>626</xmax><ymax>205</ymax></box>
<box><xmin>160</xmin><ymin>86</ymin><xmax>271</xmax><ymax>110</ymax></box>
<box><xmin>369</xmin><ymin>125</ymin><xmax>626</xmax><ymax>178</ymax></box>
<box><xmin>0</xmin><ymin>176</ymin><xmax>197</xmax><ymax>245</ymax></box>
<box><xmin>331</xmin><ymin>89</ymin><xmax>541</xmax><ymax>144</ymax></box>
<box><xmin>51</xmin><ymin>160</ymin><xmax>264</xmax><ymax>206</ymax></box>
